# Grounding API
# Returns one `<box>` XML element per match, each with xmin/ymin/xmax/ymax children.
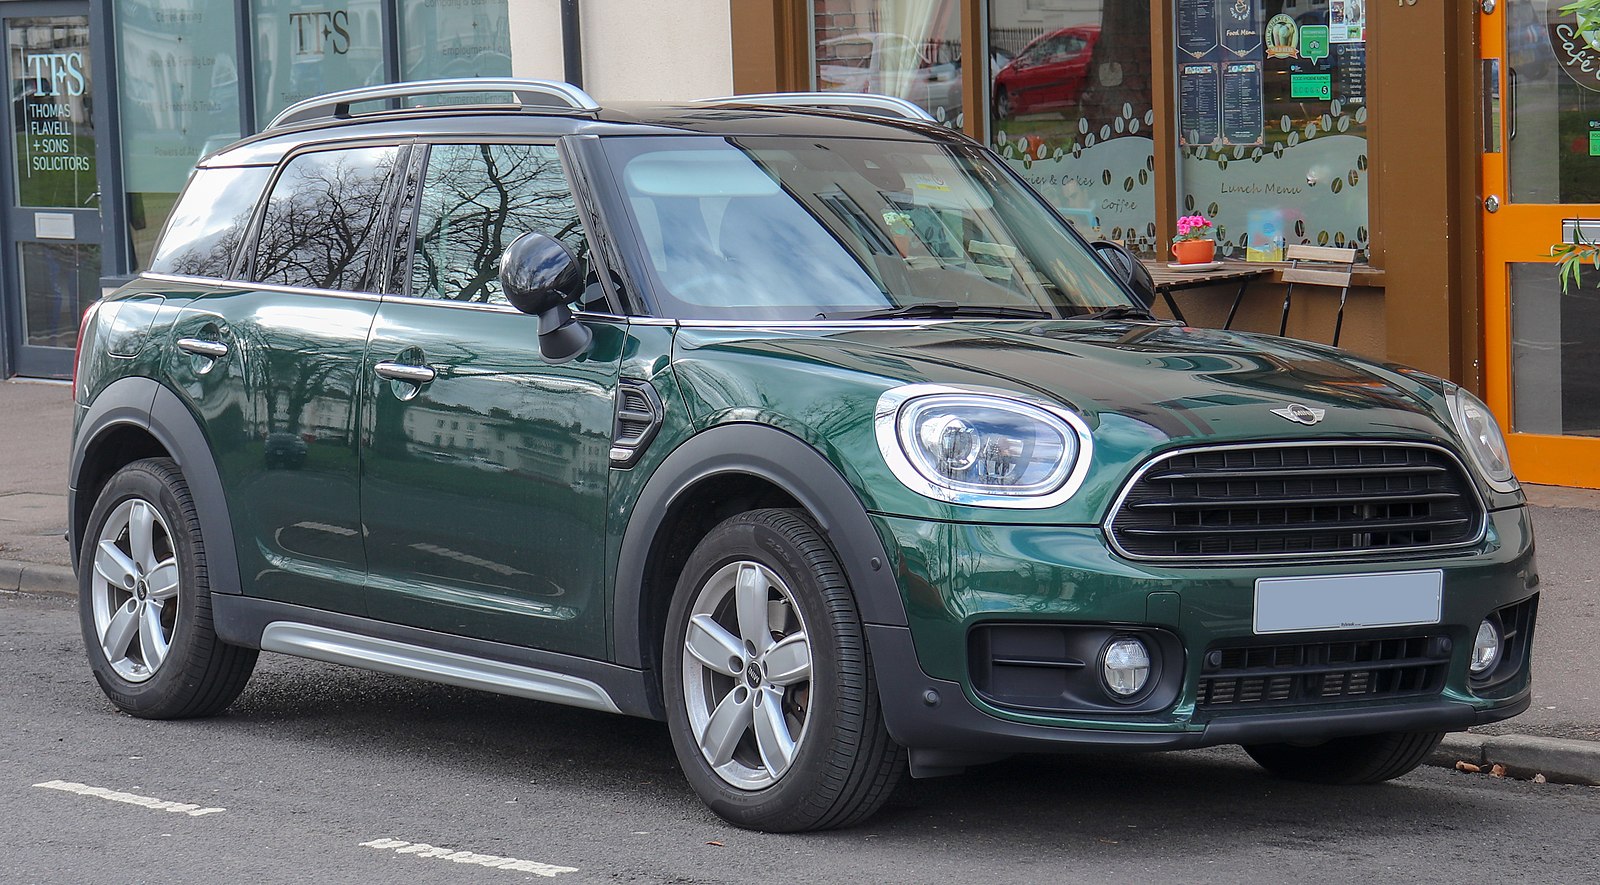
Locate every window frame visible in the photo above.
<box><xmin>389</xmin><ymin>135</ymin><xmax>625</xmax><ymax>316</ymax></box>
<box><xmin>239</xmin><ymin>137</ymin><xmax>414</xmax><ymax>295</ymax></box>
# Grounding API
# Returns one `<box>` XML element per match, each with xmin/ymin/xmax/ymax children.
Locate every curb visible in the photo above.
<box><xmin>1428</xmin><ymin>732</ymin><xmax>1600</xmax><ymax>786</ymax></box>
<box><xmin>0</xmin><ymin>559</ymin><xmax>77</xmax><ymax>599</ymax></box>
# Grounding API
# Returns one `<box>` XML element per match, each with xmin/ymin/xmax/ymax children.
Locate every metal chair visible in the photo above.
<box><xmin>1278</xmin><ymin>245</ymin><xmax>1359</xmax><ymax>346</ymax></box>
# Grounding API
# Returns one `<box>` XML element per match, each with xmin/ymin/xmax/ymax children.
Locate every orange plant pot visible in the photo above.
<box><xmin>1171</xmin><ymin>239</ymin><xmax>1216</xmax><ymax>265</ymax></box>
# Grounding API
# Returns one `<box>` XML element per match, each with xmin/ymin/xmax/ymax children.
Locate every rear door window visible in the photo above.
<box><xmin>250</xmin><ymin>144</ymin><xmax>403</xmax><ymax>292</ymax></box>
<box><xmin>148</xmin><ymin>166</ymin><xmax>272</xmax><ymax>278</ymax></box>
<box><xmin>406</xmin><ymin>143</ymin><xmax>587</xmax><ymax>305</ymax></box>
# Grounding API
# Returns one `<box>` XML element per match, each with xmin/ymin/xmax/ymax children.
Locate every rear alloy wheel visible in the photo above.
<box><xmin>1244</xmin><ymin>731</ymin><xmax>1447</xmax><ymax>785</ymax></box>
<box><xmin>79</xmin><ymin>458</ymin><xmax>257</xmax><ymax>719</ymax></box>
<box><xmin>663</xmin><ymin>509</ymin><xmax>905</xmax><ymax>832</ymax></box>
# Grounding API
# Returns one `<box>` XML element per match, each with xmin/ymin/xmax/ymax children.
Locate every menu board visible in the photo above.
<box><xmin>1177</xmin><ymin>0</ymin><xmax>1220</xmax><ymax>58</ymax></box>
<box><xmin>1222</xmin><ymin>61</ymin><xmax>1265</xmax><ymax>145</ymax></box>
<box><xmin>1177</xmin><ymin>0</ymin><xmax>1264</xmax><ymax>146</ymax></box>
<box><xmin>1180</xmin><ymin>63</ymin><xmax>1221</xmax><ymax>144</ymax></box>
<box><xmin>1178</xmin><ymin>1</ymin><xmax>1370</xmax><ymax>147</ymax></box>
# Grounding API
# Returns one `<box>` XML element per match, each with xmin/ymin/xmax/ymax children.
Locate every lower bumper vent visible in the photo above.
<box><xmin>1198</xmin><ymin>634</ymin><xmax>1450</xmax><ymax>712</ymax></box>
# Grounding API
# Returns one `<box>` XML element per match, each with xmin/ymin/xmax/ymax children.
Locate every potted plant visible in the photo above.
<box><xmin>1171</xmin><ymin>214</ymin><xmax>1216</xmax><ymax>265</ymax></box>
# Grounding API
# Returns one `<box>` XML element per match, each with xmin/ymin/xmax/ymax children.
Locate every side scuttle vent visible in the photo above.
<box><xmin>611</xmin><ymin>380</ymin><xmax>663</xmax><ymax>467</ymax></box>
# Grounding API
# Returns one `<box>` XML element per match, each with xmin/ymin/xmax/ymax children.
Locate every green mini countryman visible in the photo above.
<box><xmin>69</xmin><ymin>80</ymin><xmax>1536</xmax><ymax>832</ymax></box>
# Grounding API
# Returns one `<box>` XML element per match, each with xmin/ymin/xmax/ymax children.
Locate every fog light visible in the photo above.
<box><xmin>1470</xmin><ymin>619</ymin><xmax>1502</xmax><ymax>676</ymax></box>
<box><xmin>1101</xmin><ymin>638</ymin><xmax>1152</xmax><ymax>698</ymax></box>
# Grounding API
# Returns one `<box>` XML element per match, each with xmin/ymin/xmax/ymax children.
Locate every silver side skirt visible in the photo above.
<box><xmin>259</xmin><ymin>622</ymin><xmax>622</xmax><ymax>715</ymax></box>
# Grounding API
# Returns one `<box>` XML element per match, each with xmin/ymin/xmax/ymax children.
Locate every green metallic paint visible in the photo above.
<box><xmin>360</xmin><ymin>305</ymin><xmax>623</xmax><ymax>658</ymax></box>
<box><xmin>670</xmin><ymin>320</ymin><xmax>1512</xmax><ymax>526</ymax></box>
<box><xmin>871</xmin><ymin>507</ymin><xmax>1536</xmax><ymax>734</ymax></box>
<box><xmin>163</xmin><ymin>284</ymin><xmax>375</xmax><ymax>616</ymax></box>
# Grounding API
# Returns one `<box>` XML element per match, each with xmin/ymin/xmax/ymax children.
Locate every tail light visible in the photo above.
<box><xmin>72</xmin><ymin>301</ymin><xmax>101</xmax><ymax>402</ymax></box>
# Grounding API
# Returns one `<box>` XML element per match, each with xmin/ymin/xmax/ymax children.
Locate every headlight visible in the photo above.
<box><xmin>1447</xmin><ymin>386</ymin><xmax>1519</xmax><ymax>494</ymax></box>
<box><xmin>875</xmin><ymin>385</ymin><xmax>1093</xmax><ymax>508</ymax></box>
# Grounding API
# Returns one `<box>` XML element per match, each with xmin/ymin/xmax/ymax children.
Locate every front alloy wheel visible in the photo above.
<box><xmin>663</xmin><ymin>509</ymin><xmax>905</xmax><ymax>832</ymax></box>
<box><xmin>681</xmin><ymin>560</ymin><xmax>814</xmax><ymax>790</ymax></box>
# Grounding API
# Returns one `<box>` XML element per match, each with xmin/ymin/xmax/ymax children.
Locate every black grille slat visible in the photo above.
<box><xmin>1110</xmin><ymin>444</ymin><xmax>1482</xmax><ymax>561</ymax></box>
<box><xmin>1199</xmin><ymin>634</ymin><xmax>1449</xmax><ymax>712</ymax></box>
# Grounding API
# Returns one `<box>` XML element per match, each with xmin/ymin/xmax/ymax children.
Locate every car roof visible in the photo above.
<box><xmin>200</xmin><ymin>101</ymin><xmax>962</xmax><ymax>168</ymax></box>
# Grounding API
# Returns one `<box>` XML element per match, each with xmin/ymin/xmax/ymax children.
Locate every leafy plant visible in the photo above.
<box><xmin>1175</xmin><ymin>214</ymin><xmax>1214</xmax><ymax>243</ymax></box>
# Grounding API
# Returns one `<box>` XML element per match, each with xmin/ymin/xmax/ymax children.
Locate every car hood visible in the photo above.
<box><xmin>672</xmin><ymin>320</ymin><xmax>1468</xmax><ymax>521</ymax></box>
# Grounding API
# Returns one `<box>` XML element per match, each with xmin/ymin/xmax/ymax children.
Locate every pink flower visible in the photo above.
<box><xmin>1175</xmin><ymin>214</ymin><xmax>1214</xmax><ymax>241</ymax></box>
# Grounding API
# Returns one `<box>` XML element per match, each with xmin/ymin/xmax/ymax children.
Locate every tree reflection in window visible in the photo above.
<box><xmin>409</xmin><ymin>143</ymin><xmax>586</xmax><ymax>304</ymax></box>
<box><xmin>252</xmin><ymin>146</ymin><xmax>400</xmax><ymax>291</ymax></box>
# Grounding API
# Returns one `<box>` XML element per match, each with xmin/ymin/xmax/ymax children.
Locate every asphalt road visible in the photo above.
<box><xmin>5</xmin><ymin>594</ymin><xmax>1598</xmax><ymax>884</ymax></box>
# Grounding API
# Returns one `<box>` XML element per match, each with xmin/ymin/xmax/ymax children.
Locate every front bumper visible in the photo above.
<box><xmin>867</xmin><ymin>507</ymin><xmax>1538</xmax><ymax>760</ymax></box>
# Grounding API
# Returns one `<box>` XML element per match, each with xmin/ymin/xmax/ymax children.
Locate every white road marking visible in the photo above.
<box><xmin>33</xmin><ymin>780</ymin><xmax>225</xmax><ymax>816</ymax></box>
<box><xmin>360</xmin><ymin>838</ymin><xmax>577</xmax><ymax>876</ymax></box>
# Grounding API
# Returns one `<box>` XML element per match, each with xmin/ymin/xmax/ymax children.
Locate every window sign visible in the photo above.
<box><xmin>987</xmin><ymin>1</ymin><xmax>1158</xmax><ymax>253</ymax></box>
<box><xmin>1179</xmin><ymin>0</ymin><xmax>1369</xmax><ymax>261</ymax></box>
<box><xmin>399</xmin><ymin>0</ymin><xmax>512</xmax><ymax>83</ymax></box>
<box><xmin>113</xmin><ymin>0</ymin><xmax>242</xmax><ymax>270</ymax></box>
<box><xmin>252</xmin><ymin>0</ymin><xmax>386</xmax><ymax>125</ymax></box>
<box><xmin>8</xmin><ymin>17</ymin><xmax>96</xmax><ymax>208</ymax></box>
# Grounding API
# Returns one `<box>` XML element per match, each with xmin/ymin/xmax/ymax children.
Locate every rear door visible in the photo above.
<box><xmin>165</xmin><ymin>142</ymin><xmax>404</xmax><ymax>614</ymax></box>
<box><xmin>359</xmin><ymin>140</ymin><xmax>621</xmax><ymax>657</ymax></box>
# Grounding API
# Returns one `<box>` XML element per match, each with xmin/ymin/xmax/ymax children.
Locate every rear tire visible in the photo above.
<box><xmin>78</xmin><ymin>458</ymin><xmax>257</xmax><ymax>719</ymax></box>
<box><xmin>662</xmin><ymin>509</ymin><xmax>906</xmax><ymax>832</ymax></box>
<box><xmin>1244</xmin><ymin>731</ymin><xmax>1446</xmax><ymax>785</ymax></box>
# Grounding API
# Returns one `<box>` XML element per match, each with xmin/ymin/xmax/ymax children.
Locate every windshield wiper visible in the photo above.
<box><xmin>1074</xmin><ymin>304</ymin><xmax>1158</xmax><ymax>322</ymax></box>
<box><xmin>818</xmin><ymin>302</ymin><xmax>1054</xmax><ymax>320</ymax></box>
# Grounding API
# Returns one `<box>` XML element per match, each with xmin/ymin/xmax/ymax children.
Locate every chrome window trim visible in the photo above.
<box><xmin>873</xmin><ymin>383</ymin><xmax>1094</xmax><ymax>510</ymax></box>
<box><xmin>139</xmin><ymin>272</ymin><xmax>384</xmax><ymax>302</ymax></box>
<box><xmin>1101</xmin><ymin>440</ymin><xmax>1490</xmax><ymax>565</ymax></box>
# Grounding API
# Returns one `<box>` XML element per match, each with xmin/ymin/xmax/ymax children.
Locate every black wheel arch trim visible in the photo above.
<box><xmin>70</xmin><ymin>376</ymin><xmax>242</xmax><ymax>596</ymax></box>
<box><xmin>612</xmin><ymin>422</ymin><xmax>910</xmax><ymax>672</ymax></box>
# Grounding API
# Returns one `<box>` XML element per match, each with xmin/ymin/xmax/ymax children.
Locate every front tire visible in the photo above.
<box><xmin>79</xmin><ymin>458</ymin><xmax>257</xmax><ymax>719</ymax></box>
<box><xmin>662</xmin><ymin>509</ymin><xmax>905</xmax><ymax>832</ymax></box>
<box><xmin>1244</xmin><ymin>731</ymin><xmax>1446</xmax><ymax>785</ymax></box>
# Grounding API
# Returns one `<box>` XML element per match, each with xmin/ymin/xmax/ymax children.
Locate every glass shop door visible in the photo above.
<box><xmin>1</xmin><ymin>2</ymin><xmax>102</xmax><ymax>378</ymax></box>
<box><xmin>1482</xmin><ymin>0</ymin><xmax>1600</xmax><ymax>489</ymax></box>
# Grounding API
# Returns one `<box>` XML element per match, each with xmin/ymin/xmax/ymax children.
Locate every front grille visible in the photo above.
<box><xmin>1109</xmin><ymin>443</ymin><xmax>1482</xmax><ymax>561</ymax></box>
<box><xmin>1198</xmin><ymin>634</ymin><xmax>1450</xmax><ymax>711</ymax></box>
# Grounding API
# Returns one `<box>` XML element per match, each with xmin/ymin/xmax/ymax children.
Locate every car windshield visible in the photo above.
<box><xmin>601</xmin><ymin>135</ymin><xmax>1134</xmax><ymax>321</ymax></box>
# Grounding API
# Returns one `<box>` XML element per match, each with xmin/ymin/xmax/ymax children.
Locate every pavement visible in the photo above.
<box><xmin>3</xmin><ymin>377</ymin><xmax>1598</xmax><ymax>786</ymax></box>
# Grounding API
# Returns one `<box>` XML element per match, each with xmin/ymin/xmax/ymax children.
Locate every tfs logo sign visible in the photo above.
<box><xmin>290</xmin><ymin>9</ymin><xmax>351</xmax><ymax>57</ymax></box>
<box><xmin>25</xmin><ymin>52</ymin><xmax>87</xmax><ymax>97</ymax></box>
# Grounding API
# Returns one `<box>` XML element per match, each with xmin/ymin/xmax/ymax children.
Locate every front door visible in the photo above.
<box><xmin>360</xmin><ymin>141</ymin><xmax>619</xmax><ymax>658</ymax></box>
<box><xmin>1482</xmin><ymin>1</ymin><xmax>1600</xmax><ymax>489</ymax></box>
<box><xmin>1</xmin><ymin>2</ymin><xmax>102</xmax><ymax>378</ymax></box>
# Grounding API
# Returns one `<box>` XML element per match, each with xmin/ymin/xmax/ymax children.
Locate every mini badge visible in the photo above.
<box><xmin>1272</xmin><ymin>403</ymin><xmax>1326</xmax><ymax>425</ymax></box>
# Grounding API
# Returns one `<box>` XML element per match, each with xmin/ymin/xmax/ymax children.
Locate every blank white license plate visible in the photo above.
<box><xmin>1254</xmin><ymin>570</ymin><xmax>1444</xmax><ymax>635</ymax></box>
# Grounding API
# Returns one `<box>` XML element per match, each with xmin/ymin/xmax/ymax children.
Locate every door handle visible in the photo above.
<box><xmin>176</xmin><ymin>338</ymin><xmax>229</xmax><ymax>359</ymax></box>
<box><xmin>374</xmin><ymin>361</ymin><xmax>436</xmax><ymax>384</ymax></box>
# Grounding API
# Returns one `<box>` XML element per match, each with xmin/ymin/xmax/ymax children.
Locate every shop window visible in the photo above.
<box><xmin>251</xmin><ymin>145</ymin><xmax>401</xmax><ymax>291</ymax></box>
<box><xmin>408</xmin><ymin>144</ymin><xmax>586</xmax><ymax>304</ymax></box>
<box><xmin>812</xmin><ymin>0</ymin><xmax>965</xmax><ymax>128</ymax></box>
<box><xmin>1176</xmin><ymin>0</ymin><xmax>1370</xmax><ymax>261</ymax></box>
<box><xmin>399</xmin><ymin>0</ymin><xmax>512</xmax><ymax>83</ymax></box>
<box><xmin>987</xmin><ymin>1</ymin><xmax>1157</xmax><ymax>253</ymax></box>
<box><xmin>251</xmin><ymin>0</ymin><xmax>387</xmax><ymax>125</ymax></box>
<box><xmin>148</xmin><ymin>166</ymin><xmax>273</xmax><ymax>278</ymax></box>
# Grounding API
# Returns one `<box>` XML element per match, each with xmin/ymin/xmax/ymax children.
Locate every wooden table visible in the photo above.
<box><xmin>1141</xmin><ymin>259</ymin><xmax>1274</xmax><ymax>327</ymax></box>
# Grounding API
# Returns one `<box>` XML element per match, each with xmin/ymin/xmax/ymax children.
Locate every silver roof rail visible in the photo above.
<box><xmin>699</xmin><ymin>92</ymin><xmax>937</xmax><ymax>123</ymax></box>
<box><xmin>266</xmin><ymin>78</ymin><xmax>601</xmax><ymax>130</ymax></box>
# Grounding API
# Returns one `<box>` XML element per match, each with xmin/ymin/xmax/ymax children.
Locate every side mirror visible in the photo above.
<box><xmin>500</xmin><ymin>231</ymin><xmax>592</xmax><ymax>363</ymax></box>
<box><xmin>1091</xmin><ymin>240</ymin><xmax>1157</xmax><ymax>312</ymax></box>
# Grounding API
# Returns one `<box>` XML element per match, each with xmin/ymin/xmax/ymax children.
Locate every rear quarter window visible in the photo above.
<box><xmin>148</xmin><ymin>166</ymin><xmax>272</xmax><ymax>278</ymax></box>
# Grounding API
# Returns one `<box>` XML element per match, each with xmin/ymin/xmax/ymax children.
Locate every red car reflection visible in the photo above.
<box><xmin>992</xmin><ymin>25</ymin><xmax>1100</xmax><ymax>119</ymax></box>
